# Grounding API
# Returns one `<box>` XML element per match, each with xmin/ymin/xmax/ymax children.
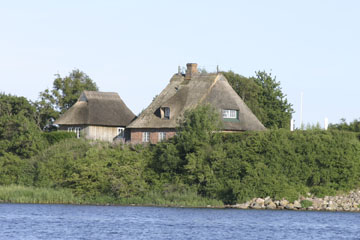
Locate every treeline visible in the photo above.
<box><xmin>328</xmin><ymin>118</ymin><xmax>360</xmax><ymax>132</ymax></box>
<box><xmin>1</xmin><ymin>105</ymin><xmax>360</xmax><ymax>205</ymax></box>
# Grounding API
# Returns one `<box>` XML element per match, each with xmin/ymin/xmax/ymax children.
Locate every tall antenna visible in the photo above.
<box><xmin>324</xmin><ymin>117</ymin><xmax>329</xmax><ymax>130</ymax></box>
<box><xmin>300</xmin><ymin>92</ymin><xmax>303</xmax><ymax>129</ymax></box>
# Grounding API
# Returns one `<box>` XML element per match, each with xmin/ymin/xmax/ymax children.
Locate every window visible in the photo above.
<box><xmin>142</xmin><ymin>132</ymin><xmax>150</xmax><ymax>142</ymax></box>
<box><xmin>164</xmin><ymin>108</ymin><xmax>170</xmax><ymax>119</ymax></box>
<box><xmin>159</xmin><ymin>132</ymin><xmax>166</xmax><ymax>141</ymax></box>
<box><xmin>222</xmin><ymin>109</ymin><xmax>238</xmax><ymax>119</ymax></box>
<box><xmin>160</xmin><ymin>107</ymin><xmax>170</xmax><ymax>119</ymax></box>
<box><xmin>68</xmin><ymin>127</ymin><xmax>81</xmax><ymax>138</ymax></box>
<box><xmin>117</xmin><ymin>127</ymin><xmax>125</xmax><ymax>138</ymax></box>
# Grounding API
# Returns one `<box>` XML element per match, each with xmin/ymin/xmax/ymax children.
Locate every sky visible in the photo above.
<box><xmin>1</xmin><ymin>0</ymin><xmax>359</xmax><ymax>128</ymax></box>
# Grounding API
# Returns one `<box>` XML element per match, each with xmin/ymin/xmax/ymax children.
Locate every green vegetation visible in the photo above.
<box><xmin>0</xmin><ymin>185</ymin><xmax>82</xmax><ymax>204</ymax></box>
<box><xmin>329</xmin><ymin>118</ymin><xmax>360</xmax><ymax>132</ymax></box>
<box><xmin>1</xmin><ymin>105</ymin><xmax>360</xmax><ymax>206</ymax></box>
<box><xmin>300</xmin><ymin>200</ymin><xmax>313</xmax><ymax>208</ymax></box>
<box><xmin>223</xmin><ymin>71</ymin><xmax>293</xmax><ymax>129</ymax></box>
<box><xmin>36</xmin><ymin>69</ymin><xmax>98</xmax><ymax>128</ymax></box>
<box><xmin>1</xmin><ymin>70</ymin><xmax>359</xmax><ymax>207</ymax></box>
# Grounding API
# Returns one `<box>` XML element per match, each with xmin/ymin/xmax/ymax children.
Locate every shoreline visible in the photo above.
<box><xmin>1</xmin><ymin>185</ymin><xmax>360</xmax><ymax>212</ymax></box>
<box><xmin>1</xmin><ymin>200</ymin><xmax>360</xmax><ymax>213</ymax></box>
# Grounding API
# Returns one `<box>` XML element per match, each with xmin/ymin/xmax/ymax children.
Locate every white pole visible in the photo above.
<box><xmin>290</xmin><ymin>118</ymin><xmax>294</xmax><ymax>131</ymax></box>
<box><xmin>324</xmin><ymin>117</ymin><xmax>328</xmax><ymax>130</ymax></box>
<box><xmin>300</xmin><ymin>92</ymin><xmax>303</xmax><ymax>129</ymax></box>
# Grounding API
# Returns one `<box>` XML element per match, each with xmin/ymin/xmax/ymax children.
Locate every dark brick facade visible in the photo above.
<box><xmin>130</xmin><ymin>128</ymin><xmax>176</xmax><ymax>144</ymax></box>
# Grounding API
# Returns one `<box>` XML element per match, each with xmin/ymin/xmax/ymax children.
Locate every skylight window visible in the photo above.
<box><xmin>222</xmin><ymin>109</ymin><xmax>238</xmax><ymax>119</ymax></box>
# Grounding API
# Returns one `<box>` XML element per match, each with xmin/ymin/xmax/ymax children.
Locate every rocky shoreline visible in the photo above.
<box><xmin>227</xmin><ymin>190</ymin><xmax>360</xmax><ymax>212</ymax></box>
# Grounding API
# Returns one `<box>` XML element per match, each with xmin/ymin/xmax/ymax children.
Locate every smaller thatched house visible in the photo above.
<box><xmin>55</xmin><ymin>91</ymin><xmax>135</xmax><ymax>142</ymax></box>
<box><xmin>127</xmin><ymin>63</ymin><xmax>266</xmax><ymax>144</ymax></box>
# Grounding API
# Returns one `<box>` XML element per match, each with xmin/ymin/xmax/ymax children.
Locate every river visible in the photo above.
<box><xmin>0</xmin><ymin>203</ymin><xmax>359</xmax><ymax>239</ymax></box>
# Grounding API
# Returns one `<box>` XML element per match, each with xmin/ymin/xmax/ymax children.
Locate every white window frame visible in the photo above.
<box><xmin>142</xmin><ymin>132</ymin><xmax>150</xmax><ymax>142</ymax></box>
<box><xmin>159</xmin><ymin>132</ymin><xmax>166</xmax><ymax>141</ymax></box>
<box><xmin>68</xmin><ymin>127</ymin><xmax>81</xmax><ymax>138</ymax></box>
<box><xmin>117</xmin><ymin>127</ymin><xmax>125</xmax><ymax>138</ymax></box>
<box><xmin>222</xmin><ymin>109</ymin><xmax>238</xmax><ymax>119</ymax></box>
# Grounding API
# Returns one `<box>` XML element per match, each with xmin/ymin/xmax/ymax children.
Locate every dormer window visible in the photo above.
<box><xmin>222</xmin><ymin>109</ymin><xmax>238</xmax><ymax>119</ymax></box>
<box><xmin>160</xmin><ymin>107</ymin><xmax>170</xmax><ymax>119</ymax></box>
<box><xmin>164</xmin><ymin>108</ymin><xmax>170</xmax><ymax>119</ymax></box>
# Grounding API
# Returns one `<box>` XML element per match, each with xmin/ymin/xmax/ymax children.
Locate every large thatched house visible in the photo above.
<box><xmin>127</xmin><ymin>63</ymin><xmax>266</xmax><ymax>144</ymax></box>
<box><xmin>55</xmin><ymin>91</ymin><xmax>135</xmax><ymax>142</ymax></box>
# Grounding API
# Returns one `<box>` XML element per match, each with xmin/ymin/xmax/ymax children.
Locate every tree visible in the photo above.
<box><xmin>0</xmin><ymin>113</ymin><xmax>47</xmax><ymax>158</ymax></box>
<box><xmin>36</xmin><ymin>69</ymin><xmax>98</xmax><ymax>128</ymax></box>
<box><xmin>223</xmin><ymin>71</ymin><xmax>293</xmax><ymax>129</ymax></box>
<box><xmin>328</xmin><ymin>118</ymin><xmax>360</xmax><ymax>132</ymax></box>
<box><xmin>0</xmin><ymin>93</ymin><xmax>36</xmax><ymax>120</ymax></box>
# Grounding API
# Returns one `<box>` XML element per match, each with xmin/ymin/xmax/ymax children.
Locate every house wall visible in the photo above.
<box><xmin>59</xmin><ymin>125</ymin><xmax>125</xmax><ymax>142</ymax></box>
<box><xmin>83</xmin><ymin>126</ymin><xmax>121</xmax><ymax>142</ymax></box>
<box><xmin>130</xmin><ymin>128</ymin><xmax>176</xmax><ymax>144</ymax></box>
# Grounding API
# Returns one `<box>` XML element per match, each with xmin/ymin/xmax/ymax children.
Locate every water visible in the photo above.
<box><xmin>0</xmin><ymin>204</ymin><xmax>359</xmax><ymax>240</ymax></box>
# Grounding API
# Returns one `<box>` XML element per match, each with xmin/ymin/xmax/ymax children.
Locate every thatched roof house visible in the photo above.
<box><xmin>55</xmin><ymin>91</ymin><xmax>135</xmax><ymax>142</ymax></box>
<box><xmin>127</xmin><ymin>63</ymin><xmax>265</xmax><ymax>144</ymax></box>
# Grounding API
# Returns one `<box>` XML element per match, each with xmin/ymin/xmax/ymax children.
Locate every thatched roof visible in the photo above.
<box><xmin>55</xmin><ymin>91</ymin><xmax>135</xmax><ymax>127</ymax></box>
<box><xmin>127</xmin><ymin>67</ymin><xmax>266</xmax><ymax>131</ymax></box>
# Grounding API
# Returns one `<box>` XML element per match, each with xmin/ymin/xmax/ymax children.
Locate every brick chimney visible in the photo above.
<box><xmin>185</xmin><ymin>63</ymin><xmax>198</xmax><ymax>80</ymax></box>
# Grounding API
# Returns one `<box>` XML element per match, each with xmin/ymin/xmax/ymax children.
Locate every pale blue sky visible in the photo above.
<box><xmin>1</xmin><ymin>0</ymin><xmax>359</xmax><ymax>127</ymax></box>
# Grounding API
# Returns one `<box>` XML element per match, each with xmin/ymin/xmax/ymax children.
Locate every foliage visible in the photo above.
<box><xmin>0</xmin><ymin>153</ymin><xmax>34</xmax><ymax>185</ymax></box>
<box><xmin>1</xmin><ymin>100</ymin><xmax>360</xmax><ymax>206</ymax></box>
<box><xmin>300</xmin><ymin>200</ymin><xmax>313</xmax><ymax>208</ymax></box>
<box><xmin>223</xmin><ymin>71</ymin><xmax>294</xmax><ymax>129</ymax></box>
<box><xmin>329</xmin><ymin>118</ymin><xmax>360</xmax><ymax>132</ymax></box>
<box><xmin>36</xmin><ymin>69</ymin><xmax>98</xmax><ymax>128</ymax></box>
<box><xmin>0</xmin><ymin>113</ymin><xmax>47</xmax><ymax>158</ymax></box>
<box><xmin>0</xmin><ymin>185</ymin><xmax>82</xmax><ymax>204</ymax></box>
<box><xmin>32</xmin><ymin>139</ymin><xmax>148</xmax><ymax>199</ymax></box>
<box><xmin>42</xmin><ymin>131</ymin><xmax>76</xmax><ymax>145</ymax></box>
<box><xmin>0</xmin><ymin>93</ymin><xmax>36</xmax><ymax>120</ymax></box>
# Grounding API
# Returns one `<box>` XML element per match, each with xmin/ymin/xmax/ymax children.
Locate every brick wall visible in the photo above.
<box><xmin>130</xmin><ymin>128</ymin><xmax>176</xmax><ymax>144</ymax></box>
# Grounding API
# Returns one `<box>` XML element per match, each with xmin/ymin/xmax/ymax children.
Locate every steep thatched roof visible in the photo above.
<box><xmin>128</xmin><ymin>67</ymin><xmax>266</xmax><ymax>131</ymax></box>
<box><xmin>55</xmin><ymin>91</ymin><xmax>135</xmax><ymax>127</ymax></box>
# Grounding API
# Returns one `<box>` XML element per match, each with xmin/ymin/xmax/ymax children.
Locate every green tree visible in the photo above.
<box><xmin>223</xmin><ymin>71</ymin><xmax>293</xmax><ymax>129</ymax></box>
<box><xmin>328</xmin><ymin>118</ymin><xmax>360</xmax><ymax>132</ymax></box>
<box><xmin>0</xmin><ymin>93</ymin><xmax>36</xmax><ymax>120</ymax></box>
<box><xmin>38</xmin><ymin>69</ymin><xmax>98</xmax><ymax>116</ymax></box>
<box><xmin>0</xmin><ymin>113</ymin><xmax>47</xmax><ymax>158</ymax></box>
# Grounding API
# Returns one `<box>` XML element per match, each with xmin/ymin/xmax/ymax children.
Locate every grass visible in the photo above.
<box><xmin>112</xmin><ymin>190</ymin><xmax>224</xmax><ymax>208</ymax></box>
<box><xmin>0</xmin><ymin>185</ymin><xmax>83</xmax><ymax>204</ymax></box>
<box><xmin>0</xmin><ymin>185</ymin><xmax>224</xmax><ymax>207</ymax></box>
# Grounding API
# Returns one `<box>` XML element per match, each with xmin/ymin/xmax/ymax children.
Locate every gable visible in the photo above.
<box><xmin>203</xmin><ymin>75</ymin><xmax>266</xmax><ymax>131</ymax></box>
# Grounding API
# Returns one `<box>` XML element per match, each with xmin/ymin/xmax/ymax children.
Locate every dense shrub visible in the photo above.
<box><xmin>2</xmin><ymin>105</ymin><xmax>360</xmax><ymax>206</ymax></box>
<box><xmin>42</xmin><ymin>131</ymin><xmax>76</xmax><ymax>145</ymax></box>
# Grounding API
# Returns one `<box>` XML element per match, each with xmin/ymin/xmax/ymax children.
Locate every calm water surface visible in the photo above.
<box><xmin>0</xmin><ymin>203</ymin><xmax>359</xmax><ymax>239</ymax></box>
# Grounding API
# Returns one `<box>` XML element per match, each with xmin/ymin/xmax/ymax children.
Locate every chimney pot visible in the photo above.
<box><xmin>185</xmin><ymin>63</ymin><xmax>198</xmax><ymax>80</ymax></box>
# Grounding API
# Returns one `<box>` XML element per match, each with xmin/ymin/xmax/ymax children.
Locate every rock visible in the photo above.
<box><xmin>293</xmin><ymin>200</ymin><xmax>302</xmax><ymax>209</ymax></box>
<box><xmin>250</xmin><ymin>202</ymin><xmax>262</xmax><ymax>209</ymax></box>
<box><xmin>235</xmin><ymin>203</ymin><xmax>249</xmax><ymax>209</ymax></box>
<box><xmin>255</xmin><ymin>198</ymin><xmax>265</xmax><ymax>205</ymax></box>
<box><xmin>279</xmin><ymin>199</ymin><xmax>289</xmax><ymax>207</ymax></box>
<box><xmin>285</xmin><ymin>203</ymin><xmax>294</xmax><ymax>210</ymax></box>
<box><xmin>264</xmin><ymin>197</ymin><xmax>272</xmax><ymax>205</ymax></box>
<box><xmin>266</xmin><ymin>201</ymin><xmax>277</xmax><ymax>209</ymax></box>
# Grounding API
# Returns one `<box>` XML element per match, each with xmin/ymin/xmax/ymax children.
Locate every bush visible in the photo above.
<box><xmin>300</xmin><ymin>200</ymin><xmax>313</xmax><ymax>208</ymax></box>
<box><xmin>42</xmin><ymin>131</ymin><xmax>76</xmax><ymax>145</ymax></box>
